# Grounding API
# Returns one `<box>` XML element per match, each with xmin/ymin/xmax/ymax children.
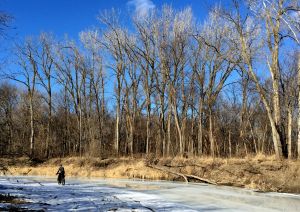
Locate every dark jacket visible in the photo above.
<box><xmin>56</xmin><ymin>166</ymin><xmax>65</xmax><ymax>176</ymax></box>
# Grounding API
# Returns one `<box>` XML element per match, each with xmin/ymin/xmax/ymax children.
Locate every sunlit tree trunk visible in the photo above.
<box><xmin>297</xmin><ymin>53</ymin><xmax>300</xmax><ymax>159</ymax></box>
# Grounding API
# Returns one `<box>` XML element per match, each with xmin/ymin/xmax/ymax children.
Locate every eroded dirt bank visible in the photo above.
<box><xmin>1</xmin><ymin>156</ymin><xmax>299</xmax><ymax>193</ymax></box>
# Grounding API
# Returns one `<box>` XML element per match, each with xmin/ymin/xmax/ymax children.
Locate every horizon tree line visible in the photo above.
<box><xmin>0</xmin><ymin>0</ymin><xmax>299</xmax><ymax>160</ymax></box>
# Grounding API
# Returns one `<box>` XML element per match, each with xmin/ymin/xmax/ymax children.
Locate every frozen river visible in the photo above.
<box><xmin>0</xmin><ymin>176</ymin><xmax>299</xmax><ymax>211</ymax></box>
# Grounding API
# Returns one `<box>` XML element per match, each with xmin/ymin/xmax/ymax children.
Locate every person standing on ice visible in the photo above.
<box><xmin>56</xmin><ymin>164</ymin><xmax>65</xmax><ymax>185</ymax></box>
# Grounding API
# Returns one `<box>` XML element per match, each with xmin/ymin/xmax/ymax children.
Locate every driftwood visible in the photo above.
<box><xmin>164</xmin><ymin>164</ymin><xmax>186</xmax><ymax>168</ymax></box>
<box><xmin>185</xmin><ymin>174</ymin><xmax>217</xmax><ymax>185</ymax></box>
<box><xmin>22</xmin><ymin>168</ymin><xmax>32</xmax><ymax>175</ymax></box>
<box><xmin>147</xmin><ymin>164</ymin><xmax>217</xmax><ymax>185</ymax></box>
<box><xmin>147</xmin><ymin>164</ymin><xmax>188</xmax><ymax>182</ymax></box>
<box><xmin>163</xmin><ymin>163</ymin><xmax>207</xmax><ymax>169</ymax></box>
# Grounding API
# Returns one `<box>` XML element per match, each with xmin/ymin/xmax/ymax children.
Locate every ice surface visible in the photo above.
<box><xmin>0</xmin><ymin>176</ymin><xmax>299</xmax><ymax>211</ymax></box>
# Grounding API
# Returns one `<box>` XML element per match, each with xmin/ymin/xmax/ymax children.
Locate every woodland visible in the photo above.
<box><xmin>0</xmin><ymin>0</ymin><xmax>299</xmax><ymax>160</ymax></box>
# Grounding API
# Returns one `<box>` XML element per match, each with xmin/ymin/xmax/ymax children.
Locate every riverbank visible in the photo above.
<box><xmin>1</xmin><ymin>156</ymin><xmax>299</xmax><ymax>193</ymax></box>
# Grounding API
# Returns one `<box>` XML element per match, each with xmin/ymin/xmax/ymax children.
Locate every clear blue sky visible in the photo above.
<box><xmin>2</xmin><ymin>0</ymin><xmax>220</xmax><ymax>40</ymax></box>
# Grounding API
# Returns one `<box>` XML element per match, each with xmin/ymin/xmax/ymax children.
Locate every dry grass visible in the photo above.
<box><xmin>1</xmin><ymin>156</ymin><xmax>300</xmax><ymax>193</ymax></box>
<box><xmin>0</xmin><ymin>157</ymin><xmax>171</xmax><ymax>180</ymax></box>
<box><xmin>155</xmin><ymin>156</ymin><xmax>300</xmax><ymax>193</ymax></box>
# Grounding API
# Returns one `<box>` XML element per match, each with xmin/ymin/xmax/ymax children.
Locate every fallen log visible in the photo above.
<box><xmin>147</xmin><ymin>164</ymin><xmax>188</xmax><ymax>182</ymax></box>
<box><xmin>147</xmin><ymin>164</ymin><xmax>217</xmax><ymax>185</ymax></box>
<box><xmin>185</xmin><ymin>174</ymin><xmax>217</xmax><ymax>185</ymax></box>
<box><xmin>163</xmin><ymin>163</ymin><xmax>207</xmax><ymax>169</ymax></box>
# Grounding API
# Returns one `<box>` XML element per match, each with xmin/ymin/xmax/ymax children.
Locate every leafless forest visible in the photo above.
<box><xmin>0</xmin><ymin>0</ymin><xmax>299</xmax><ymax>160</ymax></box>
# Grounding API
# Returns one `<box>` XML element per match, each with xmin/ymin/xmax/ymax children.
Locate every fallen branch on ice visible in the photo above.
<box><xmin>147</xmin><ymin>164</ymin><xmax>188</xmax><ymax>182</ymax></box>
<box><xmin>147</xmin><ymin>164</ymin><xmax>217</xmax><ymax>185</ymax></box>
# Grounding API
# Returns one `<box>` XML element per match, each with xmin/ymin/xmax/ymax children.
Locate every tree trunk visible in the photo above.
<box><xmin>240</xmin><ymin>35</ymin><xmax>283</xmax><ymax>159</ymax></box>
<box><xmin>228</xmin><ymin>130</ymin><xmax>232</xmax><ymax>158</ymax></box>
<box><xmin>160</xmin><ymin>100</ymin><xmax>166</xmax><ymax>157</ymax></box>
<box><xmin>29</xmin><ymin>94</ymin><xmax>35</xmax><ymax>158</ymax></box>
<box><xmin>79</xmin><ymin>106</ymin><xmax>82</xmax><ymax>157</ymax></box>
<box><xmin>46</xmin><ymin>77</ymin><xmax>52</xmax><ymax>158</ymax></box>
<box><xmin>209</xmin><ymin>107</ymin><xmax>215</xmax><ymax>158</ymax></box>
<box><xmin>46</xmin><ymin>99</ymin><xmax>51</xmax><ymax>158</ymax></box>
<box><xmin>115</xmin><ymin>74</ymin><xmax>121</xmax><ymax>156</ymax></box>
<box><xmin>240</xmin><ymin>72</ymin><xmax>248</xmax><ymax>144</ymax></box>
<box><xmin>167</xmin><ymin>107</ymin><xmax>171</xmax><ymax>156</ymax></box>
<box><xmin>297</xmin><ymin>52</ymin><xmax>300</xmax><ymax>159</ymax></box>
<box><xmin>172</xmin><ymin>104</ymin><xmax>183</xmax><ymax>156</ymax></box>
<box><xmin>190</xmin><ymin>106</ymin><xmax>195</xmax><ymax>155</ymax></box>
<box><xmin>101</xmin><ymin>70</ymin><xmax>105</xmax><ymax>154</ymax></box>
<box><xmin>115</xmin><ymin>104</ymin><xmax>120</xmax><ymax>155</ymax></box>
<box><xmin>197</xmin><ymin>99</ymin><xmax>203</xmax><ymax>156</ymax></box>
<box><xmin>146</xmin><ymin>98</ymin><xmax>151</xmax><ymax>154</ymax></box>
<box><xmin>287</xmin><ymin>105</ymin><xmax>292</xmax><ymax>159</ymax></box>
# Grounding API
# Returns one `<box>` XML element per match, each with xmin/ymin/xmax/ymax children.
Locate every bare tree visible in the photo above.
<box><xmin>156</xmin><ymin>6</ymin><xmax>174</xmax><ymax>156</ymax></box>
<box><xmin>9</xmin><ymin>39</ymin><xmax>38</xmax><ymax>157</ymax></box>
<box><xmin>128</xmin><ymin>11</ymin><xmax>159</xmax><ymax>155</ymax></box>
<box><xmin>99</xmin><ymin>10</ymin><xmax>127</xmax><ymax>155</ymax></box>
<box><xmin>54</xmin><ymin>41</ymin><xmax>85</xmax><ymax>156</ymax></box>
<box><xmin>35</xmin><ymin>33</ymin><xmax>55</xmax><ymax>157</ymax></box>
<box><xmin>195</xmin><ymin>10</ymin><xmax>237</xmax><ymax>157</ymax></box>
<box><xmin>219</xmin><ymin>0</ymin><xmax>299</xmax><ymax>159</ymax></box>
<box><xmin>80</xmin><ymin>30</ymin><xmax>106</xmax><ymax>156</ymax></box>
